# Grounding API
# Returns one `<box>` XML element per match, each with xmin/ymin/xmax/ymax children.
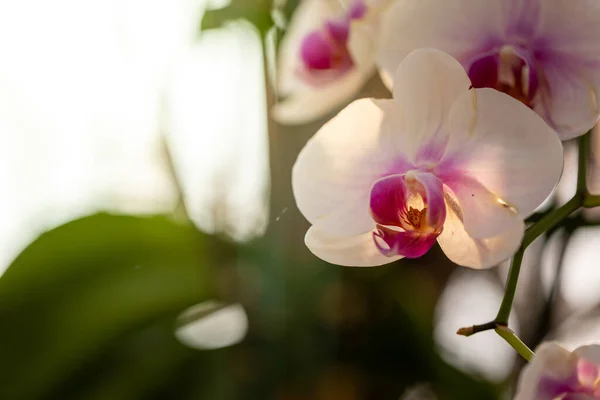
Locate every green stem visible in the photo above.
<box><xmin>494</xmin><ymin>195</ymin><xmax>582</xmax><ymax>327</ymax></box>
<box><xmin>584</xmin><ymin>194</ymin><xmax>600</xmax><ymax>208</ymax></box>
<box><xmin>522</xmin><ymin>196</ymin><xmax>582</xmax><ymax>248</ymax></box>
<box><xmin>494</xmin><ymin>249</ymin><xmax>525</xmax><ymax>326</ymax></box>
<box><xmin>495</xmin><ymin>325</ymin><xmax>534</xmax><ymax>362</ymax></box>
<box><xmin>495</xmin><ymin>196</ymin><xmax>581</xmax><ymax>325</ymax></box>
<box><xmin>578</xmin><ymin>129</ymin><xmax>591</xmax><ymax>193</ymax></box>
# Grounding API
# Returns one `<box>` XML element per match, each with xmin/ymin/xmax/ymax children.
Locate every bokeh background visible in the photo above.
<box><xmin>1</xmin><ymin>1</ymin><xmax>600</xmax><ymax>398</ymax></box>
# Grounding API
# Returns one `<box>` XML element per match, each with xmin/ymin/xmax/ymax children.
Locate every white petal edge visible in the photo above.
<box><xmin>305</xmin><ymin>226</ymin><xmax>403</xmax><ymax>267</ymax></box>
<box><xmin>575</xmin><ymin>344</ymin><xmax>600</xmax><ymax>364</ymax></box>
<box><xmin>436</xmin><ymin>194</ymin><xmax>525</xmax><ymax>269</ymax></box>
<box><xmin>292</xmin><ymin>98</ymin><xmax>396</xmax><ymax>236</ymax></box>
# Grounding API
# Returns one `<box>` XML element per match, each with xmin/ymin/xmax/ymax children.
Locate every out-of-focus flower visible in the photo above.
<box><xmin>377</xmin><ymin>0</ymin><xmax>600</xmax><ymax>140</ymax></box>
<box><xmin>515</xmin><ymin>342</ymin><xmax>600</xmax><ymax>400</ymax></box>
<box><xmin>273</xmin><ymin>0</ymin><xmax>390</xmax><ymax>124</ymax></box>
<box><xmin>292</xmin><ymin>49</ymin><xmax>562</xmax><ymax>268</ymax></box>
<box><xmin>175</xmin><ymin>301</ymin><xmax>249</xmax><ymax>350</ymax></box>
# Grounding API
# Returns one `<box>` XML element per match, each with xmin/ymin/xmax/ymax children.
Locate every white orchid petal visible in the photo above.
<box><xmin>390</xmin><ymin>48</ymin><xmax>471</xmax><ymax>163</ymax></box>
<box><xmin>292</xmin><ymin>98</ymin><xmax>396</xmax><ymax>236</ymax></box>
<box><xmin>377</xmin><ymin>0</ymin><xmax>505</xmax><ymax>81</ymax></box>
<box><xmin>278</xmin><ymin>0</ymin><xmax>343</xmax><ymax>97</ymax></box>
<box><xmin>444</xmin><ymin>174</ymin><xmax>519</xmax><ymax>239</ymax></box>
<box><xmin>515</xmin><ymin>343</ymin><xmax>579</xmax><ymax>400</ymax></box>
<box><xmin>378</xmin><ymin>67</ymin><xmax>393</xmax><ymax>91</ymax></box>
<box><xmin>305</xmin><ymin>226</ymin><xmax>403</xmax><ymax>267</ymax></box>
<box><xmin>534</xmin><ymin>61</ymin><xmax>600</xmax><ymax>140</ymax></box>
<box><xmin>575</xmin><ymin>344</ymin><xmax>600</xmax><ymax>365</ymax></box>
<box><xmin>377</xmin><ymin>0</ymin><xmax>600</xmax><ymax>139</ymax></box>
<box><xmin>535</xmin><ymin>0</ymin><xmax>600</xmax><ymax>137</ymax></box>
<box><xmin>272</xmin><ymin>68</ymin><xmax>371</xmax><ymax>125</ymax></box>
<box><xmin>347</xmin><ymin>17</ymin><xmax>378</xmax><ymax>70</ymax></box>
<box><xmin>442</xmin><ymin>88</ymin><xmax>563</xmax><ymax>218</ymax></box>
<box><xmin>437</xmin><ymin>196</ymin><xmax>524</xmax><ymax>269</ymax></box>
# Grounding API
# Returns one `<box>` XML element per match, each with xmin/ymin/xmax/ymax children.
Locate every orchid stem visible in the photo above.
<box><xmin>495</xmin><ymin>195</ymin><xmax>582</xmax><ymax>325</ymax></box>
<box><xmin>584</xmin><ymin>194</ymin><xmax>600</xmax><ymax>208</ymax></box>
<box><xmin>495</xmin><ymin>325</ymin><xmax>534</xmax><ymax>362</ymax></box>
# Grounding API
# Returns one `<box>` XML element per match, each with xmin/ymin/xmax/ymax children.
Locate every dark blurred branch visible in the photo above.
<box><xmin>456</xmin><ymin>321</ymin><xmax>498</xmax><ymax>337</ymax></box>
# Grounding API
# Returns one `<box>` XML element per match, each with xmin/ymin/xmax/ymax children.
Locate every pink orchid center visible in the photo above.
<box><xmin>369</xmin><ymin>172</ymin><xmax>446</xmax><ymax>259</ymax></box>
<box><xmin>297</xmin><ymin>0</ymin><xmax>367</xmax><ymax>84</ymax></box>
<box><xmin>404</xmin><ymin>206</ymin><xmax>429</xmax><ymax>230</ymax></box>
<box><xmin>468</xmin><ymin>46</ymin><xmax>538</xmax><ymax>108</ymax></box>
<box><xmin>538</xmin><ymin>358</ymin><xmax>600</xmax><ymax>399</ymax></box>
<box><xmin>300</xmin><ymin>23</ymin><xmax>351</xmax><ymax>71</ymax></box>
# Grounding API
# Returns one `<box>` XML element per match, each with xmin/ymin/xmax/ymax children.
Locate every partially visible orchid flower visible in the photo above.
<box><xmin>515</xmin><ymin>342</ymin><xmax>600</xmax><ymax>400</ymax></box>
<box><xmin>273</xmin><ymin>0</ymin><xmax>389</xmax><ymax>124</ymax></box>
<box><xmin>377</xmin><ymin>0</ymin><xmax>600</xmax><ymax>140</ymax></box>
<box><xmin>292</xmin><ymin>49</ymin><xmax>562</xmax><ymax>268</ymax></box>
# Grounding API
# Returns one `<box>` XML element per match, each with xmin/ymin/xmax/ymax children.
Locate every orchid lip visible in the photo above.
<box><xmin>467</xmin><ymin>45</ymin><xmax>538</xmax><ymax>108</ymax></box>
<box><xmin>369</xmin><ymin>171</ymin><xmax>446</xmax><ymax>258</ymax></box>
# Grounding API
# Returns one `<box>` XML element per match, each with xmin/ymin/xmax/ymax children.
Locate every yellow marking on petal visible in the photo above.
<box><xmin>497</xmin><ymin>197</ymin><xmax>518</xmax><ymax>215</ymax></box>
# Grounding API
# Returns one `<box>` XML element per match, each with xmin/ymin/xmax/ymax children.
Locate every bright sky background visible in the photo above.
<box><xmin>0</xmin><ymin>0</ymin><xmax>269</xmax><ymax>273</ymax></box>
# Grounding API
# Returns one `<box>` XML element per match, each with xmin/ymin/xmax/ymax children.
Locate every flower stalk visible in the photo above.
<box><xmin>495</xmin><ymin>325</ymin><xmax>534</xmax><ymax>362</ymax></box>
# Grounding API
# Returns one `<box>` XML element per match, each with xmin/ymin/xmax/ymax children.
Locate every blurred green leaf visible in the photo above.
<box><xmin>0</xmin><ymin>213</ymin><xmax>225</xmax><ymax>398</ymax></box>
<box><xmin>200</xmin><ymin>0</ymin><xmax>273</xmax><ymax>35</ymax></box>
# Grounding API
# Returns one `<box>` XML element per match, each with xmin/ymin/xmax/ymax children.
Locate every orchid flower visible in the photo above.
<box><xmin>292</xmin><ymin>49</ymin><xmax>563</xmax><ymax>268</ymax></box>
<box><xmin>515</xmin><ymin>342</ymin><xmax>600</xmax><ymax>400</ymax></box>
<box><xmin>377</xmin><ymin>0</ymin><xmax>600</xmax><ymax>140</ymax></box>
<box><xmin>273</xmin><ymin>0</ymin><xmax>389</xmax><ymax>124</ymax></box>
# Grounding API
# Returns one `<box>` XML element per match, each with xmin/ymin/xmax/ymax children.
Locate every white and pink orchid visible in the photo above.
<box><xmin>292</xmin><ymin>49</ymin><xmax>563</xmax><ymax>269</ymax></box>
<box><xmin>515</xmin><ymin>342</ymin><xmax>600</xmax><ymax>400</ymax></box>
<box><xmin>274</xmin><ymin>0</ymin><xmax>389</xmax><ymax>124</ymax></box>
<box><xmin>378</xmin><ymin>0</ymin><xmax>600</xmax><ymax>140</ymax></box>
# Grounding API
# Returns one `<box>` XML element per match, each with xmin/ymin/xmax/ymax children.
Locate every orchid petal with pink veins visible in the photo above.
<box><xmin>293</xmin><ymin>49</ymin><xmax>562</xmax><ymax>268</ymax></box>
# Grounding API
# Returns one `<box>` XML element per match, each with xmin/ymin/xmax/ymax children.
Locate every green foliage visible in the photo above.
<box><xmin>200</xmin><ymin>0</ymin><xmax>274</xmax><ymax>36</ymax></box>
<box><xmin>0</xmin><ymin>213</ymin><xmax>220</xmax><ymax>399</ymax></box>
